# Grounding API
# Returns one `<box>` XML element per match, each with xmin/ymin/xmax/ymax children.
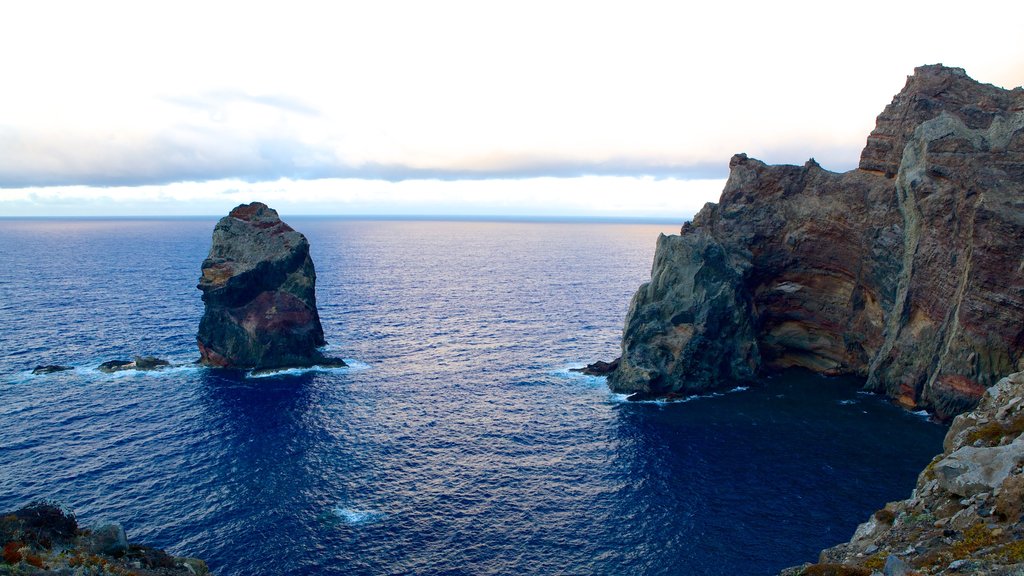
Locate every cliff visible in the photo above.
<box><xmin>782</xmin><ymin>371</ymin><xmax>1024</xmax><ymax>575</ymax></box>
<box><xmin>608</xmin><ymin>65</ymin><xmax>1024</xmax><ymax>420</ymax></box>
<box><xmin>197</xmin><ymin>202</ymin><xmax>345</xmax><ymax>370</ymax></box>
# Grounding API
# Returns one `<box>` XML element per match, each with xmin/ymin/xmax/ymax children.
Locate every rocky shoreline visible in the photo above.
<box><xmin>602</xmin><ymin>65</ymin><xmax>1024</xmax><ymax>421</ymax></box>
<box><xmin>0</xmin><ymin>501</ymin><xmax>209</xmax><ymax>575</ymax></box>
<box><xmin>782</xmin><ymin>371</ymin><xmax>1024</xmax><ymax>575</ymax></box>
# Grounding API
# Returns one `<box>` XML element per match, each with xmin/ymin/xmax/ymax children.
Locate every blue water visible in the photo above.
<box><xmin>0</xmin><ymin>218</ymin><xmax>946</xmax><ymax>575</ymax></box>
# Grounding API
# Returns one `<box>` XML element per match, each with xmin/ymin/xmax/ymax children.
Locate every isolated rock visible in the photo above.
<box><xmin>196</xmin><ymin>202</ymin><xmax>345</xmax><ymax>370</ymax></box>
<box><xmin>608</xmin><ymin>65</ymin><xmax>1024</xmax><ymax>416</ymax></box>
<box><xmin>31</xmin><ymin>365</ymin><xmax>72</xmax><ymax>374</ymax></box>
<box><xmin>96</xmin><ymin>356</ymin><xmax>170</xmax><ymax>373</ymax></box>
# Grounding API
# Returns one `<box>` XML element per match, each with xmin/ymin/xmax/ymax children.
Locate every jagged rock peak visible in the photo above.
<box><xmin>196</xmin><ymin>202</ymin><xmax>345</xmax><ymax>370</ymax></box>
<box><xmin>859</xmin><ymin>63</ymin><xmax>1024</xmax><ymax>177</ymax></box>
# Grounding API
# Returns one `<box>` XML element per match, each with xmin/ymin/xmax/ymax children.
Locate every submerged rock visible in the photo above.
<box><xmin>30</xmin><ymin>365</ymin><xmax>72</xmax><ymax>375</ymax></box>
<box><xmin>196</xmin><ymin>202</ymin><xmax>345</xmax><ymax>370</ymax></box>
<box><xmin>608</xmin><ymin>65</ymin><xmax>1024</xmax><ymax>417</ymax></box>
<box><xmin>96</xmin><ymin>356</ymin><xmax>170</xmax><ymax>373</ymax></box>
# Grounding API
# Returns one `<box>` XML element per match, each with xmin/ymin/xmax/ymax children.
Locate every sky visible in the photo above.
<box><xmin>1</xmin><ymin>1</ymin><xmax>1022</xmax><ymax>218</ymax></box>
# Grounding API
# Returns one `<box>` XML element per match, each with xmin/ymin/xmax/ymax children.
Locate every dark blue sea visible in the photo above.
<box><xmin>0</xmin><ymin>217</ymin><xmax>946</xmax><ymax>576</ymax></box>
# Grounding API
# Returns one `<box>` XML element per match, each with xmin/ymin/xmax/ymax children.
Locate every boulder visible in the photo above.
<box><xmin>78</xmin><ymin>523</ymin><xmax>128</xmax><ymax>557</ymax></box>
<box><xmin>196</xmin><ymin>202</ymin><xmax>345</xmax><ymax>370</ymax></box>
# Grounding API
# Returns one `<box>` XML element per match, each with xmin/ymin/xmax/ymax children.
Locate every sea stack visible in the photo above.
<box><xmin>607</xmin><ymin>65</ymin><xmax>1024</xmax><ymax>419</ymax></box>
<box><xmin>196</xmin><ymin>202</ymin><xmax>345</xmax><ymax>370</ymax></box>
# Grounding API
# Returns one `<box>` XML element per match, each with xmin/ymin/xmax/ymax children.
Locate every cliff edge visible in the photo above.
<box><xmin>197</xmin><ymin>202</ymin><xmax>345</xmax><ymax>370</ymax></box>
<box><xmin>608</xmin><ymin>65</ymin><xmax>1024</xmax><ymax>420</ymax></box>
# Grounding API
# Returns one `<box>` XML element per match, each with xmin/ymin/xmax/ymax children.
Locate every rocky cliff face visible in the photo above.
<box><xmin>197</xmin><ymin>202</ymin><xmax>344</xmax><ymax>370</ymax></box>
<box><xmin>609</xmin><ymin>65</ymin><xmax>1024</xmax><ymax>420</ymax></box>
<box><xmin>783</xmin><ymin>371</ymin><xmax>1024</xmax><ymax>575</ymax></box>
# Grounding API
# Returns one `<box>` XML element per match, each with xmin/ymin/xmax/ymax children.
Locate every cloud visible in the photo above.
<box><xmin>0</xmin><ymin>176</ymin><xmax>729</xmax><ymax>219</ymax></box>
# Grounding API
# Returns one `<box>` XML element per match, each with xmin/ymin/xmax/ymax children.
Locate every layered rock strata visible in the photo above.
<box><xmin>197</xmin><ymin>202</ymin><xmax>344</xmax><ymax>370</ymax></box>
<box><xmin>782</xmin><ymin>371</ymin><xmax>1024</xmax><ymax>575</ymax></box>
<box><xmin>608</xmin><ymin>65</ymin><xmax>1024</xmax><ymax>419</ymax></box>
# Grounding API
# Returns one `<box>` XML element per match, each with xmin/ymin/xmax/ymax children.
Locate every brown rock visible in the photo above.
<box><xmin>196</xmin><ymin>202</ymin><xmax>345</xmax><ymax>370</ymax></box>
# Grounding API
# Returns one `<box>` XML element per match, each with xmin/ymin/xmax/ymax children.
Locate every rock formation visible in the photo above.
<box><xmin>608</xmin><ymin>65</ymin><xmax>1024</xmax><ymax>419</ymax></box>
<box><xmin>196</xmin><ymin>202</ymin><xmax>345</xmax><ymax>370</ymax></box>
<box><xmin>781</xmin><ymin>371</ymin><xmax>1024</xmax><ymax>575</ymax></box>
<box><xmin>0</xmin><ymin>501</ymin><xmax>210</xmax><ymax>575</ymax></box>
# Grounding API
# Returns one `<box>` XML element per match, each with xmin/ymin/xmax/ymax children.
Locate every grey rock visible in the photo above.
<box><xmin>934</xmin><ymin>437</ymin><xmax>1024</xmax><ymax>497</ymax></box>
<box><xmin>883</xmin><ymin>554</ymin><xmax>909</xmax><ymax>576</ymax></box>
<box><xmin>79</xmin><ymin>523</ymin><xmax>128</xmax><ymax>557</ymax></box>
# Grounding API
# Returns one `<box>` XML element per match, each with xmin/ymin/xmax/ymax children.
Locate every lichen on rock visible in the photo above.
<box><xmin>196</xmin><ymin>202</ymin><xmax>345</xmax><ymax>370</ymax></box>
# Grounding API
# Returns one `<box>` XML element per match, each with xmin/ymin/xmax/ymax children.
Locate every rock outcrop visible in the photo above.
<box><xmin>782</xmin><ymin>372</ymin><xmax>1024</xmax><ymax>575</ymax></box>
<box><xmin>608</xmin><ymin>65</ymin><xmax>1024</xmax><ymax>419</ymax></box>
<box><xmin>0</xmin><ymin>501</ymin><xmax>210</xmax><ymax>575</ymax></box>
<box><xmin>197</xmin><ymin>202</ymin><xmax>345</xmax><ymax>370</ymax></box>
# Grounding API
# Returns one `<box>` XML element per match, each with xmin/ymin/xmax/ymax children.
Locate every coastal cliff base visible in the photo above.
<box><xmin>784</xmin><ymin>371</ymin><xmax>1024</xmax><ymax>575</ymax></box>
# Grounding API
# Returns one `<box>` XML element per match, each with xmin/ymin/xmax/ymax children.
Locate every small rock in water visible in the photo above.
<box><xmin>98</xmin><ymin>360</ymin><xmax>134</xmax><ymax>373</ymax></box>
<box><xmin>32</xmin><ymin>364</ymin><xmax>73</xmax><ymax>374</ymax></box>
<box><xmin>570</xmin><ymin>357</ymin><xmax>620</xmax><ymax>375</ymax></box>
<box><xmin>133</xmin><ymin>356</ymin><xmax>170</xmax><ymax>370</ymax></box>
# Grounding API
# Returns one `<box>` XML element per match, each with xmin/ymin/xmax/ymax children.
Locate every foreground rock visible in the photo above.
<box><xmin>0</xmin><ymin>501</ymin><xmax>209</xmax><ymax>575</ymax></box>
<box><xmin>608</xmin><ymin>65</ymin><xmax>1024</xmax><ymax>419</ymax></box>
<box><xmin>196</xmin><ymin>202</ymin><xmax>345</xmax><ymax>370</ymax></box>
<box><xmin>782</xmin><ymin>372</ymin><xmax>1024</xmax><ymax>575</ymax></box>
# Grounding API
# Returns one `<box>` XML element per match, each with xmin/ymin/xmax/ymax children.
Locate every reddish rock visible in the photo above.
<box><xmin>609</xmin><ymin>65</ymin><xmax>1024</xmax><ymax>418</ymax></box>
<box><xmin>197</xmin><ymin>202</ymin><xmax>345</xmax><ymax>370</ymax></box>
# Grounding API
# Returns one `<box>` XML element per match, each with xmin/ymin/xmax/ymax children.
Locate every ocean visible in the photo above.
<box><xmin>0</xmin><ymin>217</ymin><xmax>946</xmax><ymax>575</ymax></box>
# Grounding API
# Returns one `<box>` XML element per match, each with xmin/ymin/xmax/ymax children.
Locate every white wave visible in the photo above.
<box><xmin>330</xmin><ymin>506</ymin><xmax>386</xmax><ymax>525</ymax></box>
<box><xmin>609</xmin><ymin>384</ymin><xmax>751</xmax><ymax>405</ymax></box>
<box><xmin>838</xmin><ymin>399</ymin><xmax>858</xmax><ymax>405</ymax></box>
<box><xmin>245</xmin><ymin>360</ymin><xmax>366</xmax><ymax>379</ymax></box>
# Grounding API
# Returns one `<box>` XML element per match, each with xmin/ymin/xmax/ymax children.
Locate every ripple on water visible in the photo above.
<box><xmin>0</xmin><ymin>219</ymin><xmax>947</xmax><ymax>576</ymax></box>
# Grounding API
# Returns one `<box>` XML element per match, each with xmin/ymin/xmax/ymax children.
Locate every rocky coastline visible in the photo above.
<box><xmin>589</xmin><ymin>64</ymin><xmax>1024</xmax><ymax>574</ymax></box>
<box><xmin>783</xmin><ymin>371</ymin><xmax>1024</xmax><ymax>575</ymax></box>
<box><xmin>0</xmin><ymin>501</ymin><xmax>208</xmax><ymax>575</ymax></box>
<box><xmin>604</xmin><ymin>65</ymin><xmax>1024</xmax><ymax>421</ymax></box>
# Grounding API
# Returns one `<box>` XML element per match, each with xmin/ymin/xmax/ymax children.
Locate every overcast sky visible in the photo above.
<box><xmin>1</xmin><ymin>0</ymin><xmax>1021</xmax><ymax>218</ymax></box>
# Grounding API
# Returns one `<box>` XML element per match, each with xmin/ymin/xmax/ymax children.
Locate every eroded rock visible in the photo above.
<box><xmin>607</xmin><ymin>65</ymin><xmax>1024</xmax><ymax>415</ymax></box>
<box><xmin>196</xmin><ymin>202</ymin><xmax>345</xmax><ymax>370</ymax></box>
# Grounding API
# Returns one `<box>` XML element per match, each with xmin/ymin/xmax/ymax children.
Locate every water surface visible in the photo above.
<box><xmin>0</xmin><ymin>218</ymin><xmax>946</xmax><ymax>575</ymax></box>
